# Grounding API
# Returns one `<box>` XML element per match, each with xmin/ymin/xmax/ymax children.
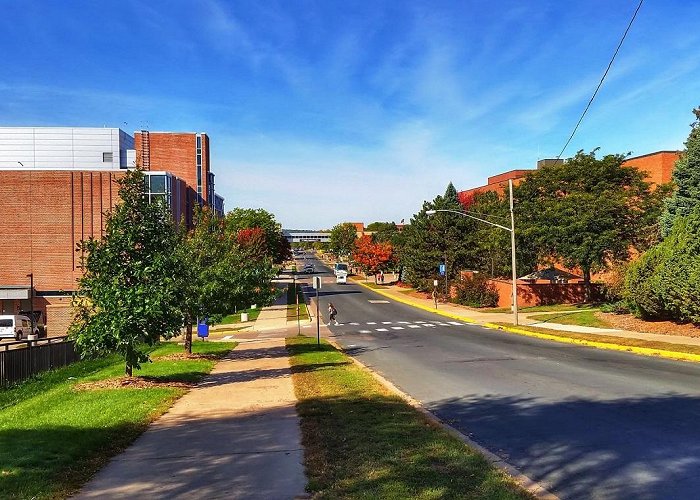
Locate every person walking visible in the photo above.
<box><xmin>328</xmin><ymin>302</ymin><xmax>339</xmax><ymax>326</ymax></box>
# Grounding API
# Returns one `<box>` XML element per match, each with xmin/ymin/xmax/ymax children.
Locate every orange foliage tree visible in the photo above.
<box><xmin>352</xmin><ymin>235</ymin><xmax>394</xmax><ymax>282</ymax></box>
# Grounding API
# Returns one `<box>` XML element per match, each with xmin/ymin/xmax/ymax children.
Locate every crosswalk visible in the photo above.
<box><xmin>333</xmin><ymin>319</ymin><xmax>469</xmax><ymax>333</ymax></box>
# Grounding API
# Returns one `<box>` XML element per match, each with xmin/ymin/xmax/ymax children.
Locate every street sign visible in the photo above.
<box><xmin>433</xmin><ymin>279</ymin><xmax>439</xmax><ymax>287</ymax></box>
<box><xmin>439</xmin><ymin>264</ymin><xmax>446</xmax><ymax>276</ymax></box>
<box><xmin>313</xmin><ymin>276</ymin><xmax>322</xmax><ymax>289</ymax></box>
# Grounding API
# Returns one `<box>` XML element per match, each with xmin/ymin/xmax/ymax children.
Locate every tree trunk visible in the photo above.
<box><xmin>583</xmin><ymin>267</ymin><xmax>592</xmax><ymax>303</ymax></box>
<box><xmin>125</xmin><ymin>362</ymin><xmax>132</xmax><ymax>377</ymax></box>
<box><xmin>185</xmin><ymin>321</ymin><xmax>193</xmax><ymax>354</ymax></box>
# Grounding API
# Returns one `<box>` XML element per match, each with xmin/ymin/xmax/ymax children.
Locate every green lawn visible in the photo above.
<box><xmin>217</xmin><ymin>308</ymin><xmax>261</xmax><ymax>324</ymax></box>
<box><xmin>286</xmin><ymin>284</ymin><xmax>310</xmax><ymax>321</ymax></box>
<box><xmin>287</xmin><ymin>336</ymin><xmax>532</xmax><ymax>499</ymax></box>
<box><xmin>483</xmin><ymin>303</ymin><xmax>599</xmax><ymax>313</ymax></box>
<box><xmin>528</xmin><ymin>310</ymin><xmax>611</xmax><ymax>328</ymax></box>
<box><xmin>0</xmin><ymin>341</ymin><xmax>236</xmax><ymax>499</ymax></box>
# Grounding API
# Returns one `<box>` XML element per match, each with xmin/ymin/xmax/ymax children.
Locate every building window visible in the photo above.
<box><xmin>196</xmin><ymin>134</ymin><xmax>203</xmax><ymax>200</ymax></box>
<box><xmin>103</xmin><ymin>152</ymin><xmax>113</xmax><ymax>163</ymax></box>
<box><xmin>144</xmin><ymin>173</ymin><xmax>172</xmax><ymax>208</ymax></box>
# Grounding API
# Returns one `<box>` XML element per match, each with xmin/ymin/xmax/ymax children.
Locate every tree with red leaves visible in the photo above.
<box><xmin>352</xmin><ymin>235</ymin><xmax>394</xmax><ymax>283</ymax></box>
<box><xmin>237</xmin><ymin>227</ymin><xmax>268</xmax><ymax>259</ymax></box>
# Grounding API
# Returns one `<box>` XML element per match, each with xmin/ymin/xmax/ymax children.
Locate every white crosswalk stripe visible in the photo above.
<box><xmin>391</xmin><ymin>326</ymin><xmax>404</xmax><ymax>330</ymax></box>
<box><xmin>448</xmin><ymin>321</ymin><xmax>464</xmax><ymax>325</ymax></box>
<box><xmin>359</xmin><ymin>330</ymin><xmax>371</xmax><ymax>333</ymax></box>
<box><xmin>382</xmin><ymin>321</ymin><xmax>392</xmax><ymax>324</ymax></box>
<box><xmin>376</xmin><ymin>328</ymin><xmax>388</xmax><ymax>332</ymax></box>
<box><xmin>407</xmin><ymin>325</ymin><xmax>421</xmax><ymax>329</ymax></box>
<box><xmin>367</xmin><ymin>322</ymin><xmax>376</xmax><ymax>325</ymax></box>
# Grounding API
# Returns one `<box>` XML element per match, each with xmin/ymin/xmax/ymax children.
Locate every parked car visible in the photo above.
<box><xmin>19</xmin><ymin>310</ymin><xmax>47</xmax><ymax>337</ymax></box>
<box><xmin>0</xmin><ymin>315</ymin><xmax>38</xmax><ymax>341</ymax></box>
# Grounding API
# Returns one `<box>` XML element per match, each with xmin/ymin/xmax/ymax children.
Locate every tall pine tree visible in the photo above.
<box><xmin>660</xmin><ymin>107</ymin><xmax>700</xmax><ymax>237</ymax></box>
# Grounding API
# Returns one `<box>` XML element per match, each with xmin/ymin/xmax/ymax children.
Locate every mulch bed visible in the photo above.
<box><xmin>74</xmin><ymin>377</ymin><xmax>194</xmax><ymax>391</ymax></box>
<box><xmin>597</xmin><ymin>311</ymin><xmax>700</xmax><ymax>337</ymax></box>
<box><xmin>153</xmin><ymin>352</ymin><xmax>226</xmax><ymax>361</ymax></box>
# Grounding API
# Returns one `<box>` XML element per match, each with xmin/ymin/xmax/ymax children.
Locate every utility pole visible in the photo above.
<box><xmin>509</xmin><ymin>179</ymin><xmax>519</xmax><ymax>326</ymax></box>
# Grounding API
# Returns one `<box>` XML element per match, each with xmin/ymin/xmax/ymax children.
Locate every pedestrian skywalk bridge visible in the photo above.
<box><xmin>333</xmin><ymin>319</ymin><xmax>468</xmax><ymax>333</ymax></box>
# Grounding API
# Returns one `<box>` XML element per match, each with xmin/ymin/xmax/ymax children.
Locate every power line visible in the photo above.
<box><xmin>555</xmin><ymin>0</ymin><xmax>644</xmax><ymax>160</ymax></box>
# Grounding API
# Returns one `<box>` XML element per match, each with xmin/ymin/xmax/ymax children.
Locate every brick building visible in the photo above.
<box><xmin>457</xmin><ymin>151</ymin><xmax>681</xmax><ymax>207</ymax></box>
<box><xmin>0</xmin><ymin>127</ymin><xmax>225</xmax><ymax>335</ymax></box>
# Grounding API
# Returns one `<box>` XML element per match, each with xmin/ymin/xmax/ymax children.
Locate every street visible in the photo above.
<box><xmin>301</xmin><ymin>253</ymin><xmax>700</xmax><ymax>500</ymax></box>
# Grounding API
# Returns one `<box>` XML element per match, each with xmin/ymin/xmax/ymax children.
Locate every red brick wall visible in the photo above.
<box><xmin>623</xmin><ymin>151</ymin><xmax>679</xmax><ymax>187</ymax></box>
<box><xmin>0</xmin><ymin>170</ymin><xmax>121</xmax><ymax>293</ymax></box>
<box><xmin>135</xmin><ymin>132</ymin><xmax>209</xmax><ymax>204</ymax></box>
<box><xmin>488</xmin><ymin>279</ymin><xmax>602</xmax><ymax>308</ymax></box>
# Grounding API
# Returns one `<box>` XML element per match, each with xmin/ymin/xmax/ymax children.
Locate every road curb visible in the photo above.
<box><xmin>485</xmin><ymin>322</ymin><xmax>700</xmax><ymax>363</ymax></box>
<box><xmin>325</xmin><ymin>336</ymin><xmax>559</xmax><ymax>500</ymax></box>
<box><xmin>352</xmin><ymin>279</ymin><xmax>700</xmax><ymax>364</ymax></box>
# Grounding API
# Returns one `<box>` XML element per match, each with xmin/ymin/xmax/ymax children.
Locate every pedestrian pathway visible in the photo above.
<box><xmin>74</xmin><ymin>339</ymin><xmax>306</xmax><ymax>500</ymax></box>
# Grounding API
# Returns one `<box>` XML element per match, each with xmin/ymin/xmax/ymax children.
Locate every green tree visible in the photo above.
<box><xmin>400</xmin><ymin>183</ymin><xmax>479</xmax><ymax>291</ymax></box>
<box><xmin>179</xmin><ymin>207</ymin><xmax>278</xmax><ymax>353</ymax></box>
<box><xmin>70</xmin><ymin>170</ymin><xmax>185</xmax><ymax>376</ymax></box>
<box><xmin>225</xmin><ymin>208</ymin><xmax>291</xmax><ymax>263</ymax></box>
<box><xmin>329</xmin><ymin>222</ymin><xmax>357</xmax><ymax>258</ymax></box>
<box><xmin>660</xmin><ymin>107</ymin><xmax>700</xmax><ymax>237</ymax></box>
<box><xmin>626</xmin><ymin>206</ymin><xmax>700</xmax><ymax>323</ymax></box>
<box><xmin>515</xmin><ymin>150</ymin><xmax>656</xmax><ymax>298</ymax></box>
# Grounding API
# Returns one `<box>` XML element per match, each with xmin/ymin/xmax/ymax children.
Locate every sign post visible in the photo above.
<box><xmin>313</xmin><ymin>276</ymin><xmax>322</xmax><ymax>346</ymax></box>
<box><xmin>433</xmin><ymin>279</ymin><xmax>439</xmax><ymax>309</ymax></box>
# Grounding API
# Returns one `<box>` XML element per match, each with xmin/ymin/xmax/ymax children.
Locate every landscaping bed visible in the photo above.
<box><xmin>528</xmin><ymin>310</ymin><xmax>611</xmax><ymax>329</ymax></box>
<box><xmin>287</xmin><ymin>336</ymin><xmax>532</xmax><ymax>499</ymax></box>
<box><xmin>598</xmin><ymin>312</ymin><xmax>700</xmax><ymax>337</ymax></box>
<box><xmin>0</xmin><ymin>341</ymin><xmax>236</xmax><ymax>499</ymax></box>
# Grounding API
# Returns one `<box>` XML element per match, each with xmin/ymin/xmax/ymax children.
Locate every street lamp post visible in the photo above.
<box><xmin>427</xmin><ymin>179</ymin><xmax>519</xmax><ymax>325</ymax></box>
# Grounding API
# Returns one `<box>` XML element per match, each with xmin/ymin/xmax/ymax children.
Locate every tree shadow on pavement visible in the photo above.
<box><xmin>428</xmin><ymin>393</ymin><xmax>700</xmax><ymax>499</ymax></box>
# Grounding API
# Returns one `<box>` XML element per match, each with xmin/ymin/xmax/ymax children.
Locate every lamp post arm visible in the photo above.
<box><xmin>428</xmin><ymin>209</ymin><xmax>511</xmax><ymax>232</ymax></box>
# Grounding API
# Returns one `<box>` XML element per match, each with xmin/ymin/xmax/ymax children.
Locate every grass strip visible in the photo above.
<box><xmin>493</xmin><ymin>322</ymin><xmax>700</xmax><ymax>356</ymax></box>
<box><xmin>482</xmin><ymin>303</ymin><xmax>598</xmax><ymax>314</ymax></box>
<box><xmin>0</xmin><ymin>341</ymin><xmax>236</xmax><ymax>499</ymax></box>
<box><xmin>218</xmin><ymin>308</ymin><xmax>261</xmax><ymax>324</ymax></box>
<box><xmin>287</xmin><ymin>283</ymin><xmax>310</xmax><ymax>321</ymax></box>
<box><xmin>287</xmin><ymin>336</ymin><xmax>532</xmax><ymax>499</ymax></box>
<box><xmin>528</xmin><ymin>310</ymin><xmax>611</xmax><ymax>328</ymax></box>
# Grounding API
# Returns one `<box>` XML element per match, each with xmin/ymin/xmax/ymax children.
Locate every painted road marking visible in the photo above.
<box><xmin>223</xmin><ymin>335</ymin><xmax>233</xmax><ymax>339</ymax></box>
<box><xmin>382</xmin><ymin>321</ymin><xmax>392</xmax><ymax>324</ymax></box>
<box><xmin>368</xmin><ymin>300</ymin><xmax>391</xmax><ymax>304</ymax></box>
<box><xmin>424</xmin><ymin>324</ymin><xmax>436</xmax><ymax>327</ymax></box>
<box><xmin>407</xmin><ymin>325</ymin><xmax>421</xmax><ymax>329</ymax></box>
<box><xmin>415</xmin><ymin>320</ymin><xmax>426</xmax><ymax>323</ymax></box>
<box><xmin>367</xmin><ymin>322</ymin><xmax>377</xmax><ymax>325</ymax></box>
<box><xmin>398</xmin><ymin>321</ymin><xmax>409</xmax><ymax>324</ymax></box>
<box><xmin>350</xmin><ymin>322</ymin><xmax>360</xmax><ymax>325</ymax></box>
<box><xmin>391</xmin><ymin>326</ymin><xmax>404</xmax><ymax>330</ymax></box>
<box><xmin>448</xmin><ymin>321</ymin><xmax>464</xmax><ymax>325</ymax></box>
<box><xmin>359</xmin><ymin>330</ymin><xmax>371</xmax><ymax>333</ymax></box>
<box><xmin>376</xmin><ymin>328</ymin><xmax>388</xmax><ymax>332</ymax></box>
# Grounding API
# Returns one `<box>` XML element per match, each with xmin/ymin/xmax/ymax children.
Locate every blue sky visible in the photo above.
<box><xmin>2</xmin><ymin>0</ymin><xmax>699</xmax><ymax>228</ymax></box>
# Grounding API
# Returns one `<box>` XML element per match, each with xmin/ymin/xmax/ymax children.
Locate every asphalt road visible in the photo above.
<box><xmin>301</xmin><ymin>253</ymin><xmax>700</xmax><ymax>500</ymax></box>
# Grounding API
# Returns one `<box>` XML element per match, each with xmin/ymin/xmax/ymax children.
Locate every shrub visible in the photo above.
<box><xmin>600</xmin><ymin>262</ymin><xmax>629</xmax><ymax>302</ymax></box>
<box><xmin>600</xmin><ymin>301</ymin><xmax>630</xmax><ymax>315</ymax></box>
<box><xmin>453</xmin><ymin>273</ymin><xmax>499</xmax><ymax>308</ymax></box>
<box><xmin>625</xmin><ymin>207</ymin><xmax>700</xmax><ymax>323</ymax></box>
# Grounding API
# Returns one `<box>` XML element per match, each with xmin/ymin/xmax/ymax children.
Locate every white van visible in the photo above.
<box><xmin>334</xmin><ymin>263</ymin><xmax>348</xmax><ymax>276</ymax></box>
<box><xmin>0</xmin><ymin>315</ymin><xmax>35</xmax><ymax>341</ymax></box>
<box><xmin>336</xmin><ymin>271</ymin><xmax>348</xmax><ymax>284</ymax></box>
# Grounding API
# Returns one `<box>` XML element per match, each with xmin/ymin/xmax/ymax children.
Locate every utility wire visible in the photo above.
<box><xmin>555</xmin><ymin>0</ymin><xmax>644</xmax><ymax>160</ymax></box>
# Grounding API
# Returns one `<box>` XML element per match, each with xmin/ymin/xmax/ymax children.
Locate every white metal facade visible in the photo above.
<box><xmin>0</xmin><ymin>127</ymin><xmax>135</xmax><ymax>170</ymax></box>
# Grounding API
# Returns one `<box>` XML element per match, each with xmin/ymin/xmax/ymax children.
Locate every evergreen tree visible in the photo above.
<box><xmin>660</xmin><ymin>107</ymin><xmax>700</xmax><ymax>237</ymax></box>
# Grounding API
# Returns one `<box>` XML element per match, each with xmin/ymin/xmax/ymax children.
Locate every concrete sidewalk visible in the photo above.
<box><xmin>74</xmin><ymin>339</ymin><xmax>307</xmax><ymax>500</ymax></box>
<box><xmin>352</xmin><ymin>278</ymin><xmax>700</xmax><ymax>348</ymax></box>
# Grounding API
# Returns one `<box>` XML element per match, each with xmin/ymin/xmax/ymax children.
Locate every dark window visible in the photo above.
<box><xmin>0</xmin><ymin>319</ymin><xmax>12</xmax><ymax>327</ymax></box>
<box><xmin>103</xmin><ymin>152</ymin><xmax>113</xmax><ymax>162</ymax></box>
<box><xmin>150</xmin><ymin>175</ymin><xmax>166</xmax><ymax>194</ymax></box>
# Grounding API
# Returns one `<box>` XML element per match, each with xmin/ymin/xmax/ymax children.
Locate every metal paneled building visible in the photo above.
<box><xmin>0</xmin><ymin>127</ymin><xmax>134</xmax><ymax>170</ymax></box>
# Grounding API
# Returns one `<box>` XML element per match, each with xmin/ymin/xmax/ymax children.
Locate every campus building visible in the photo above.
<box><xmin>457</xmin><ymin>151</ymin><xmax>681</xmax><ymax>207</ymax></box>
<box><xmin>0</xmin><ymin>127</ymin><xmax>225</xmax><ymax>335</ymax></box>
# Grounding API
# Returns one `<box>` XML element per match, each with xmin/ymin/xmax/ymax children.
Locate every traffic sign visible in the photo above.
<box><xmin>313</xmin><ymin>276</ymin><xmax>322</xmax><ymax>289</ymax></box>
<box><xmin>439</xmin><ymin>264</ymin><xmax>446</xmax><ymax>276</ymax></box>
